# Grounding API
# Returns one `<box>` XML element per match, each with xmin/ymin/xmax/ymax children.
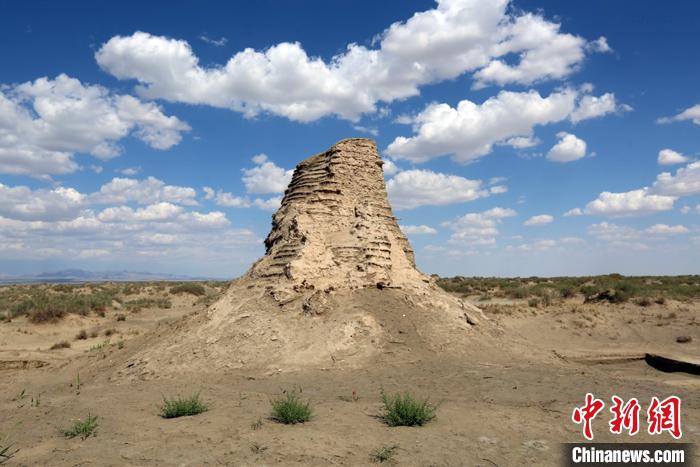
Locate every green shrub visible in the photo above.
<box><xmin>62</xmin><ymin>414</ymin><xmax>98</xmax><ymax>439</ymax></box>
<box><xmin>28</xmin><ymin>294</ymin><xmax>67</xmax><ymax>323</ymax></box>
<box><xmin>505</xmin><ymin>287</ymin><xmax>529</xmax><ymax>299</ymax></box>
<box><xmin>270</xmin><ymin>390</ymin><xmax>312</xmax><ymax>424</ymax></box>
<box><xmin>380</xmin><ymin>388</ymin><xmax>436</xmax><ymax>427</ymax></box>
<box><xmin>124</xmin><ymin>297</ymin><xmax>171</xmax><ymax>312</ymax></box>
<box><xmin>559</xmin><ymin>287</ymin><xmax>576</xmax><ymax>298</ymax></box>
<box><xmin>14</xmin><ymin>290</ymin><xmax>117</xmax><ymax>323</ymax></box>
<box><xmin>159</xmin><ymin>393</ymin><xmax>208</xmax><ymax>418</ymax></box>
<box><xmin>580</xmin><ymin>285</ymin><xmax>601</xmax><ymax>297</ymax></box>
<box><xmin>169</xmin><ymin>283</ymin><xmax>206</xmax><ymax>296</ymax></box>
<box><xmin>9</xmin><ymin>299</ymin><xmax>32</xmax><ymax>318</ymax></box>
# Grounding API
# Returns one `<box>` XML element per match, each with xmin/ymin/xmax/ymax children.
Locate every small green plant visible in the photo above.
<box><xmin>0</xmin><ymin>434</ymin><xmax>19</xmax><ymax>464</ymax></box>
<box><xmin>338</xmin><ymin>389</ymin><xmax>359</xmax><ymax>402</ymax></box>
<box><xmin>0</xmin><ymin>442</ymin><xmax>18</xmax><ymax>464</ymax></box>
<box><xmin>75</xmin><ymin>329</ymin><xmax>88</xmax><ymax>340</ymax></box>
<box><xmin>380</xmin><ymin>387</ymin><xmax>436</xmax><ymax>427</ymax></box>
<box><xmin>89</xmin><ymin>341</ymin><xmax>107</xmax><ymax>352</ymax></box>
<box><xmin>250</xmin><ymin>418</ymin><xmax>263</xmax><ymax>430</ymax></box>
<box><xmin>62</xmin><ymin>414</ymin><xmax>98</xmax><ymax>439</ymax></box>
<box><xmin>250</xmin><ymin>442</ymin><xmax>268</xmax><ymax>454</ymax></box>
<box><xmin>159</xmin><ymin>393</ymin><xmax>208</xmax><ymax>419</ymax></box>
<box><xmin>270</xmin><ymin>390</ymin><xmax>312</xmax><ymax>424</ymax></box>
<box><xmin>12</xmin><ymin>389</ymin><xmax>27</xmax><ymax>402</ymax></box>
<box><xmin>70</xmin><ymin>372</ymin><xmax>81</xmax><ymax>396</ymax></box>
<box><xmin>370</xmin><ymin>444</ymin><xmax>399</xmax><ymax>463</ymax></box>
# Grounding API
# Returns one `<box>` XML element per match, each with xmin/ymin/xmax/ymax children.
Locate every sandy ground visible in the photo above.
<box><xmin>1</xmin><ymin>293</ymin><xmax>699</xmax><ymax>466</ymax></box>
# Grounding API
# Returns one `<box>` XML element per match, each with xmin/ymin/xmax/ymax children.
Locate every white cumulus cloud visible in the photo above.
<box><xmin>386</xmin><ymin>169</ymin><xmax>496</xmax><ymax>209</ymax></box>
<box><xmin>524</xmin><ymin>214</ymin><xmax>554</xmax><ymax>226</ymax></box>
<box><xmin>546</xmin><ymin>132</ymin><xmax>587</xmax><ymax>162</ymax></box>
<box><xmin>89</xmin><ymin>176</ymin><xmax>197</xmax><ymax>206</ymax></box>
<box><xmin>582</xmin><ymin>189</ymin><xmax>676</xmax><ymax>217</ymax></box>
<box><xmin>241</xmin><ymin>154</ymin><xmax>293</xmax><ymax>194</ymax></box>
<box><xmin>658</xmin><ymin>103</ymin><xmax>700</xmax><ymax>125</ymax></box>
<box><xmin>570</xmin><ymin>93</ymin><xmax>619</xmax><ymax>123</ymax></box>
<box><xmin>0</xmin><ymin>183</ymin><xmax>85</xmax><ymax>221</ymax></box>
<box><xmin>645</xmin><ymin>224</ymin><xmax>689</xmax><ymax>235</ymax></box>
<box><xmin>0</xmin><ymin>74</ymin><xmax>189</xmax><ymax>177</ymax></box>
<box><xmin>400</xmin><ymin>225</ymin><xmax>438</xmax><ymax>235</ymax></box>
<box><xmin>385</xmin><ymin>89</ymin><xmax>618</xmax><ymax>163</ymax></box>
<box><xmin>657</xmin><ymin>149</ymin><xmax>689</xmax><ymax>165</ymax></box>
<box><xmin>95</xmin><ymin>0</ymin><xmax>606</xmax><ymax>123</ymax></box>
<box><xmin>443</xmin><ymin>207</ymin><xmax>516</xmax><ymax>245</ymax></box>
<box><xmin>651</xmin><ymin>161</ymin><xmax>700</xmax><ymax>197</ymax></box>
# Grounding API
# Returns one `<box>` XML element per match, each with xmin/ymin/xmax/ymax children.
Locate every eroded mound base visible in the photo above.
<box><xmin>121</xmin><ymin>276</ymin><xmax>494</xmax><ymax>377</ymax></box>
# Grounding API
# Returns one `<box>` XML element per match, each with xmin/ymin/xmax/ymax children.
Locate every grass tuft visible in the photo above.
<box><xmin>62</xmin><ymin>414</ymin><xmax>98</xmax><ymax>440</ymax></box>
<box><xmin>250</xmin><ymin>442</ymin><xmax>268</xmax><ymax>454</ymax></box>
<box><xmin>250</xmin><ymin>418</ymin><xmax>263</xmax><ymax>430</ymax></box>
<box><xmin>370</xmin><ymin>444</ymin><xmax>399</xmax><ymax>463</ymax></box>
<box><xmin>0</xmin><ymin>443</ymin><xmax>18</xmax><ymax>464</ymax></box>
<box><xmin>270</xmin><ymin>390</ymin><xmax>312</xmax><ymax>424</ymax></box>
<box><xmin>159</xmin><ymin>393</ymin><xmax>208</xmax><ymax>419</ymax></box>
<box><xmin>380</xmin><ymin>387</ymin><xmax>436</xmax><ymax>427</ymax></box>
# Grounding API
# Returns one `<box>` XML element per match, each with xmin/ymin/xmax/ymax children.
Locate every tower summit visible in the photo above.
<box><xmin>249</xmin><ymin>138</ymin><xmax>426</xmax><ymax>303</ymax></box>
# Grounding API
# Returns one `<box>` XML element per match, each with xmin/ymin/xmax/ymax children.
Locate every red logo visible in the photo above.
<box><xmin>647</xmin><ymin>396</ymin><xmax>682</xmax><ymax>439</ymax></box>
<box><xmin>609</xmin><ymin>396</ymin><xmax>640</xmax><ymax>436</ymax></box>
<box><xmin>572</xmin><ymin>394</ymin><xmax>682</xmax><ymax>440</ymax></box>
<box><xmin>572</xmin><ymin>393</ymin><xmax>605</xmax><ymax>440</ymax></box>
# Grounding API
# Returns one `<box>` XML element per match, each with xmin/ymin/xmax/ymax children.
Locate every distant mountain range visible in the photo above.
<box><xmin>0</xmin><ymin>269</ymin><xmax>225</xmax><ymax>284</ymax></box>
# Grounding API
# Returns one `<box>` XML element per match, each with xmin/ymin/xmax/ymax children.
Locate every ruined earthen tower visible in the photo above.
<box><xmin>249</xmin><ymin>138</ymin><xmax>428</xmax><ymax>304</ymax></box>
<box><xmin>124</xmin><ymin>138</ymin><xmax>486</xmax><ymax>376</ymax></box>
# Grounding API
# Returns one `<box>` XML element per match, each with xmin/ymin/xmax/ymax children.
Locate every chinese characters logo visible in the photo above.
<box><xmin>572</xmin><ymin>393</ymin><xmax>681</xmax><ymax>440</ymax></box>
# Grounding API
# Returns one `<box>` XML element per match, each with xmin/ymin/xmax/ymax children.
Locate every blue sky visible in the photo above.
<box><xmin>1</xmin><ymin>0</ymin><xmax>699</xmax><ymax>278</ymax></box>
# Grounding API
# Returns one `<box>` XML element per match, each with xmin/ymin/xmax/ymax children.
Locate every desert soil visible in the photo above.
<box><xmin>1</xmin><ymin>290</ymin><xmax>699</xmax><ymax>466</ymax></box>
